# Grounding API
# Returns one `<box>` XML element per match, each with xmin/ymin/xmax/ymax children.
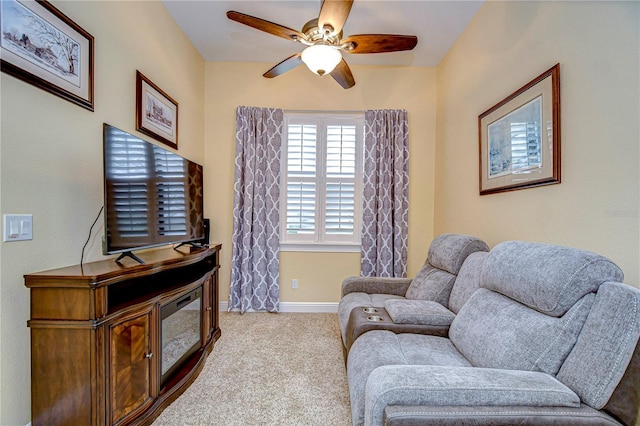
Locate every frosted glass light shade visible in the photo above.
<box><xmin>301</xmin><ymin>45</ymin><xmax>342</xmax><ymax>76</ymax></box>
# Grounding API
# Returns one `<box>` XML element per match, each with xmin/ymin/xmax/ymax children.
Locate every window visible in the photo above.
<box><xmin>280</xmin><ymin>113</ymin><xmax>364</xmax><ymax>251</ymax></box>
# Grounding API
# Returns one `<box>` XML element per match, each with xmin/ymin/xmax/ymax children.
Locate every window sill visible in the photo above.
<box><xmin>279</xmin><ymin>243</ymin><xmax>361</xmax><ymax>253</ymax></box>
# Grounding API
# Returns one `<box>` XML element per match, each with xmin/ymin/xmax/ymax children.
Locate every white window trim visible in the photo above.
<box><xmin>280</xmin><ymin>112</ymin><xmax>364</xmax><ymax>252</ymax></box>
<box><xmin>279</xmin><ymin>242</ymin><xmax>361</xmax><ymax>253</ymax></box>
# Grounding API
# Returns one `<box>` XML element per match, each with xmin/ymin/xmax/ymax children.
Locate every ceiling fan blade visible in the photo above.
<box><xmin>227</xmin><ymin>11</ymin><xmax>306</xmax><ymax>42</ymax></box>
<box><xmin>263</xmin><ymin>54</ymin><xmax>303</xmax><ymax>78</ymax></box>
<box><xmin>318</xmin><ymin>0</ymin><xmax>353</xmax><ymax>37</ymax></box>
<box><xmin>330</xmin><ymin>58</ymin><xmax>355</xmax><ymax>89</ymax></box>
<box><xmin>342</xmin><ymin>34</ymin><xmax>418</xmax><ymax>54</ymax></box>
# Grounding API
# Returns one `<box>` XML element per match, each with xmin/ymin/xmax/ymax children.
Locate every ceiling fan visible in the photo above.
<box><xmin>226</xmin><ymin>0</ymin><xmax>418</xmax><ymax>89</ymax></box>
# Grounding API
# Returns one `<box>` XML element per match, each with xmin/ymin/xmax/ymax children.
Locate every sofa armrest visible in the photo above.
<box><xmin>364</xmin><ymin>365</ymin><xmax>580</xmax><ymax>426</ymax></box>
<box><xmin>341</xmin><ymin>276</ymin><xmax>412</xmax><ymax>297</ymax></box>
<box><xmin>384</xmin><ymin>299</ymin><xmax>455</xmax><ymax>325</ymax></box>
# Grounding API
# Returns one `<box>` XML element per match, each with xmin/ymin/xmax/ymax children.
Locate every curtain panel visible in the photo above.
<box><xmin>229</xmin><ymin>106</ymin><xmax>283</xmax><ymax>313</ymax></box>
<box><xmin>361</xmin><ymin>109</ymin><xmax>410</xmax><ymax>278</ymax></box>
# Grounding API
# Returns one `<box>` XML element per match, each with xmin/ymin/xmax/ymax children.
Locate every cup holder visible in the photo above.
<box><xmin>362</xmin><ymin>307</ymin><xmax>378</xmax><ymax>314</ymax></box>
<box><xmin>367</xmin><ymin>315</ymin><xmax>384</xmax><ymax>322</ymax></box>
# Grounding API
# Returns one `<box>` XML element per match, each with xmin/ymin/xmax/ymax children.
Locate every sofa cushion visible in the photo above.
<box><xmin>348</xmin><ymin>331</ymin><xmax>471</xmax><ymax>426</ymax></box>
<box><xmin>405</xmin><ymin>265</ymin><xmax>456</xmax><ymax>306</ymax></box>
<box><xmin>448</xmin><ymin>251</ymin><xmax>489</xmax><ymax>314</ymax></box>
<box><xmin>384</xmin><ymin>299</ymin><xmax>455</xmax><ymax>325</ymax></box>
<box><xmin>338</xmin><ymin>292</ymin><xmax>405</xmax><ymax>346</ymax></box>
<box><xmin>481</xmin><ymin>241</ymin><xmax>623</xmax><ymax>317</ymax></box>
<box><xmin>405</xmin><ymin>234</ymin><xmax>489</xmax><ymax>307</ymax></box>
<box><xmin>427</xmin><ymin>233</ymin><xmax>490</xmax><ymax>275</ymax></box>
<box><xmin>449</xmin><ymin>289</ymin><xmax>594</xmax><ymax>375</ymax></box>
<box><xmin>364</xmin><ymin>365</ymin><xmax>580</xmax><ymax>426</ymax></box>
<box><xmin>557</xmin><ymin>282</ymin><xmax>640</xmax><ymax>410</ymax></box>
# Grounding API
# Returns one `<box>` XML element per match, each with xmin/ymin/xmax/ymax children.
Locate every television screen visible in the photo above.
<box><xmin>103</xmin><ymin>124</ymin><xmax>204</xmax><ymax>256</ymax></box>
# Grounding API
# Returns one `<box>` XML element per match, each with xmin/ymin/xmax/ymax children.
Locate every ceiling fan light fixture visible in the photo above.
<box><xmin>301</xmin><ymin>44</ymin><xmax>342</xmax><ymax>76</ymax></box>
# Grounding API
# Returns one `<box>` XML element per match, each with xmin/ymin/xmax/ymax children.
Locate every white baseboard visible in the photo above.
<box><xmin>219</xmin><ymin>301</ymin><xmax>338</xmax><ymax>313</ymax></box>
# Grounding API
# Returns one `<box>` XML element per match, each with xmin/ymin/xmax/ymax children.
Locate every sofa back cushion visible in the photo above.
<box><xmin>426</xmin><ymin>233</ymin><xmax>490</xmax><ymax>275</ymax></box>
<box><xmin>481</xmin><ymin>241</ymin><xmax>623</xmax><ymax>317</ymax></box>
<box><xmin>405</xmin><ymin>264</ymin><xmax>456</xmax><ymax>306</ymax></box>
<box><xmin>556</xmin><ymin>282</ymin><xmax>640</xmax><ymax>411</ymax></box>
<box><xmin>405</xmin><ymin>234</ymin><xmax>489</xmax><ymax>307</ymax></box>
<box><xmin>449</xmin><ymin>288</ymin><xmax>594</xmax><ymax>375</ymax></box>
<box><xmin>448</xmin><ymin>251</ymin><xmax>488</xmax><ymax>314</ymax></box>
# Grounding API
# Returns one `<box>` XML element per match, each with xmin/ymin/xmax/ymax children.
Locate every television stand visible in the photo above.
<box><xmin>115</xmin><ymin>250</ymin><xmax>145</xmax><ymax>265</ymax></box>
<box><xmin>25</xmin><ymin>244</ymin><xmax>222</xmax><ymax>426</ymax></box>
<box><xmin>173</xmin><ymin>241</ymin><xmax>207</xmax><ymax>251</ymax></box>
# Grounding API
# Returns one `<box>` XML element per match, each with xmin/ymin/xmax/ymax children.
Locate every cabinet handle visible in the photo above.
<box><xmin>206</xmin><ymin>307</ymin><xmax>212</xmax><ymax>311</ymax></box>
<box><xmin>145</xmin><ymin>352</ymin><xmax>153</xmax><ymax>359</ymax></box>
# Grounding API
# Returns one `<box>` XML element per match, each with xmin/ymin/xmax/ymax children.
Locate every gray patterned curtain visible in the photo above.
<box><xmin>229</xmin><ymin>106</ymin><xmax>283</xmax><ymax>313</ymax></box>
<box><xmin>360</xmin><ymin>109</ymin><xmax>410</xmax><ymax>277</ymax></box>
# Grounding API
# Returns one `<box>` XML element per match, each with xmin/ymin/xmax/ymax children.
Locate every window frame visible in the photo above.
<box><xmin>280</xmin><ymin>112</ymin><xmax>364</xmax><ymax>252</ymax></box>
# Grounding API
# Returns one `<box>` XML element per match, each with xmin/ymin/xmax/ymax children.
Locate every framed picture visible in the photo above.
<box><xmin>0</xmin><ymin>0</ymin><xmax>94</xmax><ymax>111</ymax></box>
<box><xmin>136</xmin><ymin>71</ymin><xmax>178</xmax><ymax>150</ymax></box>
<box><xmin>479</xmin><ymin>64</ymin><xmax>560</xmax><ymax>195</ymax></box>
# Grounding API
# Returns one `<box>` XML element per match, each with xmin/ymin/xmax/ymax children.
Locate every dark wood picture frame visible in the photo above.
<box><xmin>0</xmin><ymin>0</ymin><xmax>94</xmax><ymax>111</ymax></box>
<box><xmin>479</xmin><ymin>64</ymin><xmax>561</xmax><ymax>195</ymax></box>
<box><xmin>136</xmin><ymin>71</ymin><xmax>179</xmax><ymax>150</ymax></box>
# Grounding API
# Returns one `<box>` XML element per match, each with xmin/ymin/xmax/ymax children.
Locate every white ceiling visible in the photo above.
<box><xmin>162</xmin><ymin>0</ymin><xmax>484</xmax><ymax>68</ymax></box>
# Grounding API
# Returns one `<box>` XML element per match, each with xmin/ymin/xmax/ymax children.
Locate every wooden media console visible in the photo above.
<box><xmin>25</xmin><ymin>244</ymin><xmax>222</xmax><ymax>426</ymax></box>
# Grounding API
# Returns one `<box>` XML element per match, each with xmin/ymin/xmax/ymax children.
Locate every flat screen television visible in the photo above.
<box><xmin>103</xmin><ymin>123</ymin><xmax>205</xmax><ymax>263</ymax></box>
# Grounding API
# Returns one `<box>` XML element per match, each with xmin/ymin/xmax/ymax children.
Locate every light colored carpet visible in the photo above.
<box><xmin>152</xmin><ymin>312</ymin><xmax>352</xmax><ymax>426</ymax></box>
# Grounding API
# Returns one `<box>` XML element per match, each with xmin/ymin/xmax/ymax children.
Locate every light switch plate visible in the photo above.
<box><xmin>3</xmin><ymin>214</ymin><xmax>33</xmax><ymax>242</ymax></box>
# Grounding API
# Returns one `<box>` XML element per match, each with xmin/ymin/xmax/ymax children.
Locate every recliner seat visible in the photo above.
<box><xmin>338</xmin><ymin>233</ymin><xmax>490</xmax><ymax>351</ymax></box>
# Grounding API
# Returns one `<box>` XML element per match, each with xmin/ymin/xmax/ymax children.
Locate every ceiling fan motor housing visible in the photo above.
<box><xmin>301</xmin><ymin>18</ymin><xmax>343</xmax><ymax>46</ymax></box>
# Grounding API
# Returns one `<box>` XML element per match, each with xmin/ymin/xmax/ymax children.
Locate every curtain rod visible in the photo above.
<box><xmin>284</xmin><ymin>109</ymin><xmax>364</xmax><ymax>114</ymax></box>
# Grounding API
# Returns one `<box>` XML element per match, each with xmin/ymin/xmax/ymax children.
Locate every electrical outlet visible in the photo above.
<box><xmin>292</xmin><ymin>279</ymin><xmax>298</xmax><ymax>289</ymax></box>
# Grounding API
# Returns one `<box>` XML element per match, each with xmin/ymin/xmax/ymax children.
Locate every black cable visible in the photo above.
<box><xmin>81</xmin><ymin>206</ymin><xmax>104</xmax><ymax>268</ymax></box>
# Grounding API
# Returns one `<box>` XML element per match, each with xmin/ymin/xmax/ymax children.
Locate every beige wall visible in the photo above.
<box><xmin>204</xmin><ymin>62</ymin><xmax>436</xmax><ymax>305</ymax></box>
<box><xmin>0</xmin><ymin>1</ymin><xmax>205</xmax><ymax>424</ymax></box>
<box><xmin>3</xmin><ymin>1</ymin><xmax>637</xmax><ymax>424</ymax></box>
<box><xmin>435</xmin><ymin>1</ymin><xmax>640</xmax><ymax>286</ymax></box>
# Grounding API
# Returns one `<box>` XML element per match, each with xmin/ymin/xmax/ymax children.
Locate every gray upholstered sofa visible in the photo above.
<box><xmin>343</xmin><ymin>239</ymin><xmax>640</xmax><ymax>426</ymax></box>
<box><xmin>339</xmin><ymin>233</ymin><xmax>490</xmax><ymax>352</ymax></box>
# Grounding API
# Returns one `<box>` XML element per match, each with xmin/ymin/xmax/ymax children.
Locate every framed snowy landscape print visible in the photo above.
<box><xmin>136</xmin><ymin>70</ymin><xmax>179</xmax><ymax>150</ymax></box>
<box><xmin>0</xmin><ymin>0</ymin><xmax>94</xmax><ymax>111</ymax></box>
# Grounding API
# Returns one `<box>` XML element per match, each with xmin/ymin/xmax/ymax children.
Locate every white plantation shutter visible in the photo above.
<box><xmin>281</xmin><ymin>113</ymin><xmax>363</xmax><ymax>249</ymax></box>
<box><xmin>325</xmin><ymin>182</ymin><xmax>355</xmax><ymax>234</ymax></box>
<box><xmin>285</xmin><ymin>124</ymin><xmax>317</xmax><ymax>236</ymax></box>
<box><xmin>286</xmin><ymin>181</ymin><xmax>316</xmax><ymax>234</ymax></box>
<box><xmin>325</xmin><ymin>124</ymin><xmax>356</xmax><ymax>236</ymax></box>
